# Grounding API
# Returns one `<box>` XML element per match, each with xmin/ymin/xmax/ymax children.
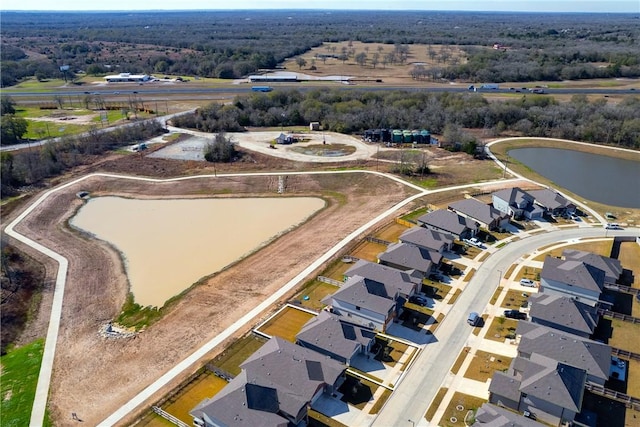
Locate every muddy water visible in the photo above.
<box><xmin>70</xmin><ymin>196</ymin><xmax>325</xmax><ymax>307</ymax></box>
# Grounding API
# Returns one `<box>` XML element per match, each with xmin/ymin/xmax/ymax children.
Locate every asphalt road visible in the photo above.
<box><xmin>372</xmin><ymin>226</ymin><xmax>635</xmax><ymax>427</ymax></box>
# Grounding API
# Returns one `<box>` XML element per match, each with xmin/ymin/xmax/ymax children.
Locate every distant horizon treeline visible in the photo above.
<box><xmin>1</xmin><ymin>11</ymin><xmax>639</xmax><ymax>86</ymax></box>
<box><xmin>172</xmin><ymin>89</ymin><xmax>640</xmax><ymax>148</ymax></box>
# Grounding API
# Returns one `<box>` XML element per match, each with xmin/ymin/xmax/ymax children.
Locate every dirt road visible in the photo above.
<box><xmin>10</xmin><ymin>171</ymin><xmax>414</xmax><ymax>425</ymax></box>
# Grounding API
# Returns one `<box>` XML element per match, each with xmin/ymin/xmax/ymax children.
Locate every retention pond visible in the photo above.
<box><xmin>70</xmin><ymin>196</ymin><xmax>325</xmax><ymax>307</ymax></box>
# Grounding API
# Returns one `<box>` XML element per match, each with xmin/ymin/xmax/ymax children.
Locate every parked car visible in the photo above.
<box><xmin>519</xmin><ymin>279</ymin><xmax>536</xmax><ymax>287</ymax></box>
<box><xmin>463</xmin><ymin>237</ymin><xmax>485</xmax><ymax>249</ymax></box>
<box><xmin>504</xmin><ymin>310</ymin><xmax>527</xmax><ymax>320</ymax></box>
<box><xmin>606</xmin><ymin>223</ymin><xmax>622</xmax><ymax>230</ymax></box>
<box><xmin>409</xmin><ymin>295</ymin><xmax>428</xmax><ymax>306</ymax></box>
<box><xmin>467</xmin><ymin>312</ymin><xmax>481</xmax><ymax>326</ymax></box>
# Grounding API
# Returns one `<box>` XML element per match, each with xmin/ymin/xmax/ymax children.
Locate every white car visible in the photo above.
<box><xmin>520</xmin><ymin>279</ymin><xmax>536</xmax><ymax>287</ymax></box>
<box><xmin>463</xmin><ymin>237</ymin><xmax>485</xmax><ymax>249</ymax></box>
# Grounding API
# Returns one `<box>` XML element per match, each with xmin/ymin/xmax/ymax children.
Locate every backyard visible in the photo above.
<box><xmin>209</xmin><ymin>334</ymin><xmax>268</xmax><ymax>376</ymax></box>
<box><xmin>257</xmin><ymin>305</ymin><xmax>316</xmax><ymax>342</ymax></box>
<box><xmin>294</xmin><ymin>280</ymin><xmax>339</xmax><ymax>311</ymax></box>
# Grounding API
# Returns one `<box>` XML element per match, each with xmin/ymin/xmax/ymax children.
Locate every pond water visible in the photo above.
<box><xmin>70</xmin><ymin>196</ymin><xmax>325</xmax><ymax>307</ymax></box>
<box><xmin>508</xmin><ymin>147</ymin><xmax>640</xmax><ymax>208</ymax></box>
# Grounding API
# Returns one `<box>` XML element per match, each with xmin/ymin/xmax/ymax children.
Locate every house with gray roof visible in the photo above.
<box><xmin>540</xmin><ymin>256</ymin><xmax>605</xmax><ymax>307</ymax></box>
<box><xmin>562</xmin><ymin>250</ymin><xmax>622</xmax><ymax>285</ymax></box>
<box><xmin>492</xmin><ymin>187</ymin><xmax>542</xmax><ymax>220</ymax></box>
<box><xmin>528</xmin><ymin>293</ymin><xmax>599</xmax><ymax>338</ymax></box>
<box><xmin>191</xmin><ymin>337</ymin><xmax>345</xmax><ymax>427</ymax></box>
<box><xmin>344</xmin><ymin>259</ymin><xmax>418</xmax><ymax>298</ymax></box>
<box><xmin>489</xmin><ymin>356</ymin><xmax>587</xmax><ymax>426</ymax></box>
<box><xmin>377</xmin><ymin>242</ymin><xmax>442</xmax><ymax>278</ymax></box>
<box><xmin>398</xmin><ymin>226</ymin><xmax>454</xmax><ymax>253</ymax></box>
<box><xmin>322</xmin><ymin>275</ymin><xmax>398</xmax><ymax>331</ymax></box>
<box><xmin>528</xmin><ymin>188</ymin><xmax>576</xmax><ymax>216</ymax></box>
<box><xmin>296</xmin><ymin>311</ymin><xmax>376</xmax><ymax>365</ymax></box>
<box><xmin>448</xmin><ymin>198</ymin><xmax>510</xmax><ymax>231</ymax></box>
<box><xmin>416</xmin><ymin>209</ymin><xmax>479</xmax><ymax>240</ymax></box>
<box><xmin>472</xmin><ymin>403</ymin><xmax>542</xmax><ymax>427</ymax></box>
<box><xmin>515</xmin><ymin>321</ymin><xmax>611</xmax><ymax>385</ymax></box>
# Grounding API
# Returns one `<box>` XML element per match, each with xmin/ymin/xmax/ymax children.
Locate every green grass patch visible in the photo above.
<box><xmin>115</xmin><ymin>293</ymin><xmax>164</xmax><ymax>330</ymax></box>
<box><xmin>24</xmin><ymin>119</ymin><xmax>88</xmax><ymax>140</ymax></box>
<box><xmin>400</xmin><ymin>206</ymin><xmax>429</xmax><ymax>222</ymax></box>
<box><xmin>1</xmin><ymin>339</ymin><xmax>51</xmax><ymax>427</ymax></box>
<box><xmin>210</xmin><ymin>334</ymin><xmax>268</xmax><ymax>376</ymax></box>
<box><xmin>295</xmin><ymin>280</ymin><xmax>339</xmax><ymax>311</ymax></box>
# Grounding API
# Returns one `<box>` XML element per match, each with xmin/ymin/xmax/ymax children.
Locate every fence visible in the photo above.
<box><xmin>205</xmin><ymin>364</ymin><xmax>234</xmax><ymax>382</ymax></box>
<box><xmin>585</xmin><ymin>383</ymin><xmax>640</xmax><ymax>411</ymax></box>
<box><xmin>611</xmin><ymin>347</ymin><xmax>640</xmax><ymax>362</ymax></box>
<box><xmin>317</xmin><ymin>276</ymin><xmax>343</xmax><ymax>287</ymax></box>
<box><xmin>604</xmin><ymin>283</ymin><xmax>640</xmax><ymax>296</ymax></box>
<box><xmin>395</xmin><ymin>218</ymin><xmax>416</xmax><ymax>228</ymax></box>
<box><xmin>151</xmin><ymin>406</ymin><xmax>190</xmax><ymax>427</ymax></box>
<box><xmin>597</xmin><ymin>308</ymin><xmax>640</xmax><ymax>324</ymax></box>
<box><xmin>365</xmin><ymin>236</ymin><xmax>392</xmax><ymax>245</ymax></box>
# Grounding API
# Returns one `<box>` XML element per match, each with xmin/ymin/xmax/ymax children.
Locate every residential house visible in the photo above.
<box><xmin>377</xmin><ymin>242</ymin><xmax>442</xmax><ymax>278</ymax></box>
<box><xmin>472</xmin><ymin>403</ymin><xmax>542</xmax><ymax>427</ymax></box>
<box><xmin>322</xmin><ymin>275</ymin><xmax>398</xmax><ymax>331</ymax></box>
<box><xmin>489</xmin><ymin>356</ymin><xmax>587</xmax><ymax>426</ymax></box>
<box><xmin>540</xmin><ymin>256</ymin><xmax>605</xmax><ymax>307</ymax></box>
<box><xmin>562</xmin><ymin>250</ymin><xmax>623</xmax><ymax>285</ymax></box>
<box><xmin>448</xmin><ymin>198</ymin><xmax>510</xmax><ymax>231</ymax></box>
<box><xmin>398</xmin><ymin>226</ymin><xmax>454</xmax><ymax>253</ymax></box>
<box><xmin>528</xmin><ymin>293</ymin><xmax>599</xmax><ymax>338</ymax></box>
<box><xmin>492</xmin><ymin>187</ymin><xmax>543</xmax><ymax>220</ymax></box>
<box><xmin>528</xmin><ymin>189</ymin><xmax>576</xmax><ymax>217</ymax></box>
<box><xmin>344</xmin><ymin>259</ymin><xmax>419</xmax><ymax>299</ymax></box>
<box><xmin>296</xmin><ymin>311</ymin><xmax>376</xmax><ymax>365</ymax></box>
<box><xmin>191</xmin><ymin>337</ymin><xmax>346</xmax><ymax>427</ymax></box>
<box><xmin>416</xmin><ymin>209</ymin><xmax>479</xmax><ymax>240</ymax></box>
<box><xmin>515</xmin><ymin>321</ymin><xmax>611</xmax><ymax>385</ymax></box>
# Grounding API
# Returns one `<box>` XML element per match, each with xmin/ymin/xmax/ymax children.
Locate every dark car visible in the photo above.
<box><xmin>409</xmin><ymin>295</ymin><xmax>428</xmax><ymax>306</ymax></box>
<box><xmin>504</xmin><ymin>310</ymin><xmax>527</xmax><ymax>320</ymax></box>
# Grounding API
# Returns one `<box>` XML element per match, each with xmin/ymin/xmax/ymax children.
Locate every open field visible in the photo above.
<box><xmin>2</xmin><ymin>169</ymin><xmax>414</xmax><ymax>425</ymax></box>
<box><xmin>257</xmin><ymin>306</ymin><xmax>316</xmax><ymax>342</ymax></box>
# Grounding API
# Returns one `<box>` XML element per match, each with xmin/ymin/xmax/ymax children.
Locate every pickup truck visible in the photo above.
<box><xmin>463</xmin><ymin>237</ymin><xmax>485</xmax><ymax>249</ymax></box>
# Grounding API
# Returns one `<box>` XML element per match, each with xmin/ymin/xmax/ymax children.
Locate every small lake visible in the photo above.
<box><xmin>508</xmin><ymin>147</ymin><xmax>640</xmax><ymax>208</ymax></box>
<box><xmin>70</xmin><ymin>196</ymin><xmax>325</xmax><ymax>307</ymax></box>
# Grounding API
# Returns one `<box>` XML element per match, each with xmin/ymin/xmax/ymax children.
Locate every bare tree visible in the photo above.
<box><xmin>355</xmin><ymin>52</ymin><xmax>368</xmax><ymax>67</ymax></box>
<box><xmin>295</xmin><ymin>57</ymin><xmax>307</xmax><ymax>69</ymax></box>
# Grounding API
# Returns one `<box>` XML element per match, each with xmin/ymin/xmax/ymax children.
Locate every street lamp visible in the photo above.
<box><xmin>408</xmin><ymin>419</ymin><xmax>415</xmax><ymax>427</ymax></box>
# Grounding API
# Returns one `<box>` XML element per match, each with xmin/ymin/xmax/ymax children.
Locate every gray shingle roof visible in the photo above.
<box><xmin>296</xmin><ymin>311</ymin><xmax>375</xmax><ymax>362</ymax></box>
<box><xmin>323</xmin><ymin>275</ymin><xmax>397</xmax><ymax>317</ymax></box>
<box><xmin>240</xmin><ymin>337</ymin><xmax>345</xmax><ymax>419</ymax></box>
<box><xmin>399</xmin><ymin>226</ymin><xmax>454</xmax><ymax>252</ymax></box>
<box><xmin>489</xmin><ymin>371</ymin><xmax>522</xmax><ymax>403</ymax></box>
<box><xmin>528</xmin><ymin>189</ymin><xmax>574</xmax><ymax>211</ymax></box>
<box><xmin>190</xmin><ymin>371</ymin><xmax>289</xmax><ymax>427</ymax></box>
<box><xmin>519</xmin><ymin>357</ymin><xmax>586</xmax><ymax>413</ymax></box>
<box><xmin>562</xmin><ymin>249</ymin><xmax>623</xmax><ymax>284</ymax></box>
<box><xmin>378</xmin><ymin>242</ymin><xmax>442</xmax><ymax>273</ymax></box>
<box><xmin>492</xmin><ymin>187</ymin><xmax>533</xmax><ymax>207</ymax></box>
<box><xmin>528</xmin><ymin>293</ymin><xmax>599</xmax><ymax>335</ymax></box>
<box><xmin>473</xmin><ymin>403</ymin><xmax>542</xmax><ymax>427</ymax></box>
<box><xmin>515</xmin><ymin>321</ymin><xmax>611</xmax><ymax>383</ymax></box>
<box><xmin>541</xmin><ymin>256</ymin><xmax>605</xmax><ymax>293</ymax></box>
<box><xmin>345</xmin><ymin>259</ymin><xmax>419</xmax><ymax>293</ymax></box>
<box><xmin>448</xmin><ymin>198</ymin><xmax>508</xmax><ymax>226</ymax></box>
<box><xmin>417</xmin><ymin>209</ymin><xmax>479</xmax><ymax>236</ymax></box>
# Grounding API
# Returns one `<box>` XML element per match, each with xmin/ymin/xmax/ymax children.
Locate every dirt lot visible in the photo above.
<box><xmin>4</xmin><ymin>164</ymin><xmax>414</xmax><ymax>425</ymax></box>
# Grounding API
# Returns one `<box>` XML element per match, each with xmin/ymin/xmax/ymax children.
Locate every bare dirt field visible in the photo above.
<box><xmin>6</xmin><ymin>168</ymin><xmax>415</xmax><ymax>425</ymax></box>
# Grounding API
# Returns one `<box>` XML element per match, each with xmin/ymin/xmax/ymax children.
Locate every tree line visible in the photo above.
<box><xmin>172</xmin><ymin>89</ymin><xmax>640</xmax><ymax>149</ymax></box>
<box><xmin>2</xmin><ymin>11</ymin><xmax>638</xmax><ymax>86</ymax></box>
<box><xmin>0</xmin><ymin>120</ymin><xmax>165</xmax><ymax>197</ymax></box>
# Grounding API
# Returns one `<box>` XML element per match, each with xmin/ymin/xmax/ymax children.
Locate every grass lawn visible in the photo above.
<box><xmin>338</xmin><ymin>375</ymin><xmax>377</xmax><ymax>410</ymax></box>
<box><xmin>258</xmin><ymin>306</ymin><xmax>316</xmax><ymax>342</ymax></box>
<box><xmin>463</xmin><ymin>350</ymin><xmax>512</xmax><ymax>382</ymax></box>
<box><xmin>422</xmin><ymin>281</ymin><xmax>452</xmax><ymax>301</ymax></box>
<box><xmin>0</xmin><ymin>339</ymin><xmax>50</xmax><ymax>427</ymax></box>
<box><xmin>136</xmin><ymin>413</ymin><xmax>176</xmax><ymax>427</ymax></box>
<box><xmin>162</xmin><ymin>373</ymin><xmax>228</xmax><ymax>424</ymax></box>
<box><xmin>485</xmin><ymin>317</ymin><xmax>519</xmax><ymax>342</ymax></box>
<box><xmin>374</xmin><ymin>222</ymin><xmax>409</xmax><ymax>242</ymax></box>
<box><xmin>350</xmin><ymin>241</ymin><xmax>388</xmax><ymax>262</ymax></box>
<box><xmin>514</xmin><ymin>266</ymin><xmax>541</xmax><ymax>282</ymax></box>
<box><xmin>368</xmin><ymin>389</ymin><xmax>392</xmax><ymax>414</ymax></box>
<box><xmin>401</xmin><ymin>206</ymin><xmax>429</xmax><ymax>223</ymax></box>
<box><xmin>425</xmin><ymin>387</ymin><xmax>449</xmax><ymax>422</ymax></box>
<box><xmin>451</xmin><ymin>348</ymin><xmax>470</xmax><ymax>375</ymax></box>
<box><xmin>448</xmin><ymin>289</ymin><xmax>462</xmax><ymax>305</ymax></box>
<box><xmin>463</xmin><ymin>269</ymin><xmax>476</xmax><ymax>282</ymax></box>
<box><xmin>428</xmin><ymin>313</ymin><xmax>445</xmax><ymax>333</ymax></box>
<box><xmin>627</xmin><ymin>359</ymin><xmax>640</xmax><ymax>398</ymax></box>
<box><xmin>460</xmin><ymin>245</ymin><xmax>482</xmax><ymax>259</ymax></box>
<box><xmin>489</xmin><ymin>287</ymin><xmax>503</xmax><ymax>305</ymax></box>
<box><xmin>619</xmin><ymin>242</ymin><xmax>640</xmax><ymax>287</ymax></box>
<box><xmin>609</xmin><ymin>319</ymin><xmax>640</xmax><ymax>355</ymax></box>
<box><xmin>438</xmin><ymin>392</ymin><xmax>486</xmax><ymax>427</ymax></box>
<box><xmin>295</xmin><ymin>280</ymin><xmax>339</xmax><ymax>311</ymax></box>
<box><xmin>322</xmin><ymin>258</ymin><xmax>353</xmax><ymax>282</ymax></box>
<box><xmin>533</xmin><ymin>239</ymin><xmax>613</xmax><ymax>261</ymax></box>
<box><xmin>210</xmin><ymin>334</ymin><xmax>267</xmax><ymax>376</ymax></box>
<box><xmin>503</xmin><ymin>264</ymin><xmax>516</xmax><ymax>280</ymax></box>
<box><xmin>500</xmin><ymin>289</ymin><xmax>532</xmax><ymax>309</ymax></box>
<box><xmin>25</xmin><ymin>119</ymin><xmax>88</xmax><ymax>139</ymax></box>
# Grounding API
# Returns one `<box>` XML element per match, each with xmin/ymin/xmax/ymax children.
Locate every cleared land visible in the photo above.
<box><xmin>5</xmin><ymin>170</ymin><xmax>413</xmax><ymax>425</ymax></box>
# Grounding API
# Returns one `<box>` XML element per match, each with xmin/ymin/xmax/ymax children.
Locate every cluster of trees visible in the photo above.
<box><xmin>172</xmin><ymin>89</ymin><xmax>640</xmax><ymax>148</ymax></box>
<box><xmin>203</xmin><ymin>132</ymin><xmax>237</xmax><ymax>163</ymax></box>
<box><xmin>1</xmin><ymin>98</ymin><xmax>28</xmax><ymax>145</ymax></box>
<box><xmin>1</xmin><ymin>120</ymin><xmax>165</xmax><ymax>197</ymax></box>
<box><xmin>2</xmin><ymin>11</ymin><xmax>638</xmax><ymax>86</ymax></box>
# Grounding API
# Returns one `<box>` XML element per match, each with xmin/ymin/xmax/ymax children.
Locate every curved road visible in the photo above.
<box><xmin>4</xmin><ymin>131</ymin><xmax>637</xmax><ymax>426</ymax></box>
